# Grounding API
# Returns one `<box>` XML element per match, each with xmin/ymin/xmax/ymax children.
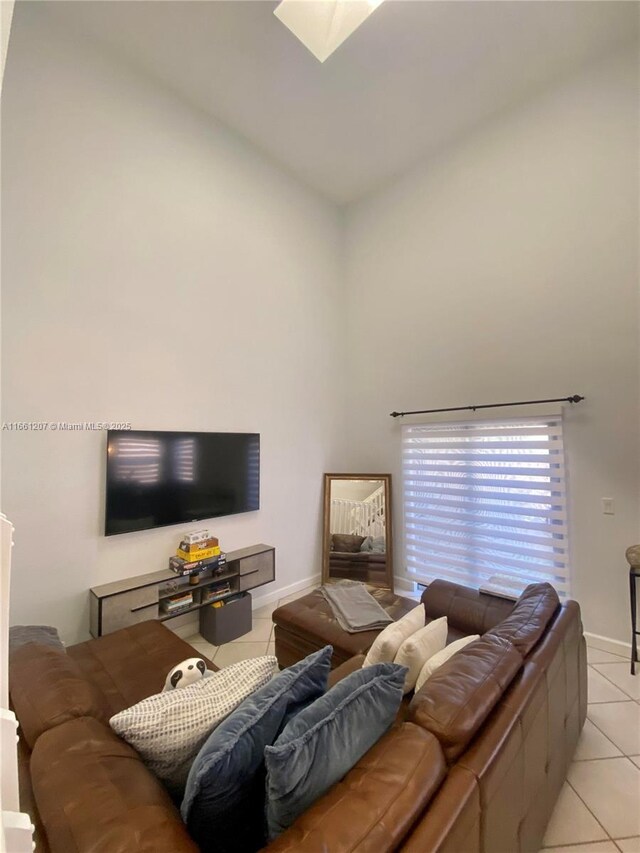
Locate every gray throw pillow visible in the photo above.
<box><xmin>264</xmin><ymin>662</ymin><xmax>406</xmax><ymax>840</ymax></box>
<box><xmin>181</xmin><ymin>646</ymin><xmax>333</xmax><ymax>853</ymax></box>
<box><xmin>110</xmin><ymin>655</ymin><xmax>277</xmax><ymax>796</ymax></box>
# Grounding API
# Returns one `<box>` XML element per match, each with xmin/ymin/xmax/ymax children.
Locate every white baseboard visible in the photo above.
<box><xmin>251</xmin><ymin>574</ymin><xmax>322</xmax><ymax>611</ymax></box>
<box><xmin>584</xmin><ymin>631</ymin><xmax>632</xmax><ymax>657</ymax></box>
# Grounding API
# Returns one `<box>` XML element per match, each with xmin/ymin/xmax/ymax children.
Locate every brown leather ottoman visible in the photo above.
<box><xmin>272</xmin><ymin>587</ymin><xmax>418</xmax><ymax>669</ymax></box>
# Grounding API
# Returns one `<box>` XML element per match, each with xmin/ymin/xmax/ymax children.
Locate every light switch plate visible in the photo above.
<box><xmin>602</xmin><ymin>498</ymin><xmax>615</xmax><ymax>515</ymax></box>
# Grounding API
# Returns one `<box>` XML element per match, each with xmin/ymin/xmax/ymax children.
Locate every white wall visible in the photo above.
<box><xmin>1</xmin><ymin>5</ymin><xmax>346</xmax><ymax>643</ymax></box>
<box><xmin>344</xmin><ymin>50</ymin><xmax>640</xmax><ymax>644</ymax></box>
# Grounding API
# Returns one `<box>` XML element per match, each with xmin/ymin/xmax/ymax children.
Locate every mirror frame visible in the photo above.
<box><xmin>322</xmin><ymin>473</ymin><xmax>393</xmax><ymax>591</ymax></box>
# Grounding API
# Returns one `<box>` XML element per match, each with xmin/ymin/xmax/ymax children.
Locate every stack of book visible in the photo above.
<box><xmin>202</xmin><ymin>582</ymin><xmax>232</xmax><ymax>603</ymax></box>
<box><xmin>160</xmin><ymin>590</ymin><xmax>194</xmax><ymax>614</ymax></box>
<box><xmin>169</xmin><ymin>529</ymin><xmax>226</xmax><ymax>576</ymax></box>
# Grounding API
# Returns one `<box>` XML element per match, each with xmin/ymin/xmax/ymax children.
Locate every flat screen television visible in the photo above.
<box><xmin>105</xmin><ymin>430</ymin><xmax>260</xmax><ymax>535</ymax></box>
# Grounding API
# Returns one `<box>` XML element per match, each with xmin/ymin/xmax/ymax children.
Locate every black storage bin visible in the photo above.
<box><xmin>199</xmin><ymin>591</ymin><xmax>252</xmax><ymax>645</ymax></box>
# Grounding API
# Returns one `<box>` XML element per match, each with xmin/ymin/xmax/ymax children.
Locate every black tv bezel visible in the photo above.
<box><xmin>104</xmin><ymin>429</ymin><xmax>260</xmax><ymax>536</ymax></box>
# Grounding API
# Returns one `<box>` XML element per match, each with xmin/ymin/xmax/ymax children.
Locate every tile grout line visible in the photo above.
<box><xmin>590</xmin><ymin>663</ymin><xmax>638</xmax><ymax>702</ymax></box>
<box><xmin>587</xmin><ymin>706</ymin><xmax>637</xmax><ymax>757</ymax></box>
<box><xmin>573</xmin><ymin>754</ymin><xmax>624</xmax><ymax>763</ymax></box>
<box><xmin>565</xmin><ymin>777</ymin><xmax>613</xmax><ymax>845</ymax></box>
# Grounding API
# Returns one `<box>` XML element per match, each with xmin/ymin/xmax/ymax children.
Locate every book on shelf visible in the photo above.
<box><xmin>203</xmin><ymin>582</ymin><xmax>231</xmax><ymax>603</ymax></box>
<box><xmin>178</xmin><ymin>537</ymin><xmax>219</xmax><ymax>554</ymax></box>
<box><xmin>176</xmin><ymin>545</ymin><xmax>220</xmax><ymax>563</ymax></box>
<box><xmin>169</xmin><ymin>553</ymin><xmax>226</xmax><ymax>576</ymax></box>
<box><xmin>161</xmin><ymin>591</ymin><xmax>194</xmax><ymax>613</ymax></box>
<box><xmin>182</xmin><ymin>529</ymin><xmax>213</xmax><ymax>546</ymax></box>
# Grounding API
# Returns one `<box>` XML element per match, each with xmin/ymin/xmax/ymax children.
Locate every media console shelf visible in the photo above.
<box><xmin>90</xmin><ymin>544</ymin><xmax>275</xmax><ymax>638</ymax></box>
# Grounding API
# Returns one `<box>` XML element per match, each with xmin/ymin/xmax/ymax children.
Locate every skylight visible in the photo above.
<box><xmin>274</xmin><ymin>0</ymin><xmax>385</xmax><ymax>63</ymax></box>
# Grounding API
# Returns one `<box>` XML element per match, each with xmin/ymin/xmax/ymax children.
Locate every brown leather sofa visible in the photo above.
<box><xmin>328</xmin><ymin>533</ymin><xmax>388</xmax><ymax>585</ymax></box>
<box><xmin>9</xmin><ymin>580</ymin><xmax>587</xmax><ymax>853</ymax></box>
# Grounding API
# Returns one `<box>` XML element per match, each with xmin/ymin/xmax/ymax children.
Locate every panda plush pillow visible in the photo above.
<box><xmin>163</xmin><ymin>657</ymin><xmax>213</xmax><ymax>692</ymax></box>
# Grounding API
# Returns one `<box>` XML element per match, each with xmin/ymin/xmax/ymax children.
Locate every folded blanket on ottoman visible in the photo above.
<box><xmin>321</xmin><ymin>581</ymin><xmax>394</xmax><ymax>633</ymax></box>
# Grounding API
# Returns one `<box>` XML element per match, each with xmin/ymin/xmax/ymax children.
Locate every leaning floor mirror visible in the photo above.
<box><xmin>322</xmin><ymin>474</ymin><xmax>393</xmax><ymax>591</ymax></box>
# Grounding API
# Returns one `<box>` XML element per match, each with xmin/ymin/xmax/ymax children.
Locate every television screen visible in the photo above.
<box><xmin>105</xmin><ymin>430</ymin><xmax>260</xmax><ymax>535</ymax></box>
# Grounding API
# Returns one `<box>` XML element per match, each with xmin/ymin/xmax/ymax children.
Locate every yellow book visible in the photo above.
<box><xmin>176</xmin><ymin>545</ymin><xmax>220</xmax><ymax>562</ymax></box>
<box><xmin>179</xmin><ymin>537</ymin><xmax>219</xmax><ymax>554</ymax></box>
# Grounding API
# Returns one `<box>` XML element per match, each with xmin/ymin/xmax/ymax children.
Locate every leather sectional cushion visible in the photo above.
<box><xmin>408</xmin><ymin>635</ymin><xmax>523</xmax><ymax>764</ymax></box>
<box><xmin>265</xmin><ymin>723</ymin><xmax>447</xmax><ymax>853</ymax></box>
<box><xmin>30</xmin><ymin>716</ymin><xmax>198</xmax><ymax>853</ymax></box>
<box><xmin>422</xmin><ymin>580</ymin><xmax>516</xmax><ymax>635</ymax></box>
<box><xmin>67</xmin><ymin>620</ymin><xmax>216</xmax><ymax>715</ymax></box>
<box><xmin>327</xmin><ymin>654</ymin><xmax>367</xmax><ymax>688</ymax></box>
<box><xmin>486</xmin><ymin>583</ymin><xmax>560</xmax><ymax>658</ymax></box>
<box><xmin>272</xmin><ymin>588</ymin><xmax>417</xmax><ymax>667</ymax></box>
<box><xmin>9</xmin><ymin>644</ymin><xmax>111</xmax><ymax>749</ymax></box>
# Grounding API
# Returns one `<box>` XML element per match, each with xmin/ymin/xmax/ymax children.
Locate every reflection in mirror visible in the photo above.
<box><xmin>322</xmin><ymin>474</ymin><xmax>393</xmax><ymax>590</ymax></box>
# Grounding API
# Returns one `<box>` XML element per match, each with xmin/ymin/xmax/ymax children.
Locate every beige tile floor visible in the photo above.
<box><xmin>186</xmin><ymin>593</ymin><xmax>640</xmax><ymax>853</ymax></box>
<box><xmin>543</xmin><ymin>639</ymin><xmax>640</xmax><ymax>853</ymax></box>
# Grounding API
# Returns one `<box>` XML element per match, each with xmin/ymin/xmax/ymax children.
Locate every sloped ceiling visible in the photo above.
<box><xmin>45</xmin><ymin>0</ymin><xmax>638</xmax><ymax>204</ymax></box>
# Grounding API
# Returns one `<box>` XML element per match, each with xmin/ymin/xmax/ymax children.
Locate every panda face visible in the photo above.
<box><xmin>166</xmin><ymin>657</ymin><xmax>207</xmax><ymax>690</ymax></box>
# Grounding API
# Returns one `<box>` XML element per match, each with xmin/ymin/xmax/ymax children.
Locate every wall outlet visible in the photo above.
<box><xmin>602</xmin><ymin>498</ymin><xmax>615</xmax><ymax>515</ymax></box>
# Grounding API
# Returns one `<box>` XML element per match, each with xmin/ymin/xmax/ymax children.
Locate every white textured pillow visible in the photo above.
<box><xmin>394</xmin><ymin>617</ymin><xmax>448</xmax><ymax>693</ymax></box>
<box><xmin>414</xmin><ymin>635</ymin><xmax>479</xmax><ymax>693</ymax></box>
<box><xmin>110</xmin><ymin>655</ymin><xmax>277</xmax><ymax>793</ymax></box>
<box><xmin>363</xmin><ymin>604</ymin><xmax>425</xmax><ymax>666</ymax></box>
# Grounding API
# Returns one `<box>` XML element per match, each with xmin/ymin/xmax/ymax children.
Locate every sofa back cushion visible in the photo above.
<box><xmin>9</xmin><ymin>644</ymin><xmax>110</xmax><ymax>748</ymax></box>
<box><xmin>486</xmin><ymin>583</ymin><xmax>560</xmax><ymax>658</ymax></box>
<box><xmin>407</xmin><ymin>635</ymin><xmax>523</xmax><ymax>763</ymax></box>
<box><xmin>30</xmin><ymin>716</ymin><xmax>198</xmax><ymax>853</ymax></box>
<box><xmin>265</xmin><ymin>723</ymin><xmax>447</xmax><ymax>853</ymax></box>
<box><xmin>421</xmin><ymin>580</ymin><xmax>515</xmax><ymax>635</ymax></box>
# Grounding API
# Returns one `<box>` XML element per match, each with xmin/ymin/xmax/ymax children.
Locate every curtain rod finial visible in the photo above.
<box><xmin>390</xmin><ymin>411</ymin><xmax>402</xmax><ymax>418</ymax></box>
<box><xmin>569</xmin><ymin>395</ymin><xmax>585</xmax><ymax>404</ymax></box>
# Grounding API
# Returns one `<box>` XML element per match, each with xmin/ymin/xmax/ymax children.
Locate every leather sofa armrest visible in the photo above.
<box><xmin>328</xmin><ymin>655</ymin><xmax>366</xmax><ymax>688</ymax></box>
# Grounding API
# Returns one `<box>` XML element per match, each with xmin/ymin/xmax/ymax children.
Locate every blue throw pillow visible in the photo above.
<box><xmin>264</xmin><ymin>661</ymin><xmax>406</xmax><ymax>840</ymax></box>
<box><xmin>181</xmin><ymin>645</ymin><xmax>332</xmax><ymax>853</ymax></box>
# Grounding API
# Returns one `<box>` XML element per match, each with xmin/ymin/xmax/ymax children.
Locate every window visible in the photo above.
<box><xmin>401</xmin><ymin>415</ymin><xmax>569</xmax><ymax>596</ymax></box>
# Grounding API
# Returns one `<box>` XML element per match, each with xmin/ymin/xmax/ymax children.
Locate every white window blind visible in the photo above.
<box><xmin>402</xmin><ymin>416</ymin><xmax>570</xmax><ymax>597</ymax></box>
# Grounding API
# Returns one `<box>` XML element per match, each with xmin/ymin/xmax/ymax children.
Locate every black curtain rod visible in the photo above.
<box><xmin>390</xmin><ymin>395</ymin><xmax>584</xmax><ymax>418</ymax></box>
